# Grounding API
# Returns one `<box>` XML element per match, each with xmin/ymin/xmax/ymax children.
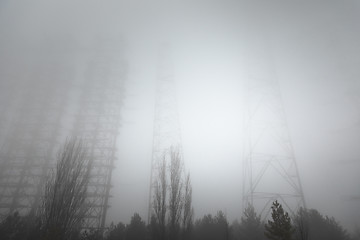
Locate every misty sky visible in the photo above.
<box><xmin>0</xmin><ymin>0</ymin><xmax>360</xmax><ymax>231</ymax></box>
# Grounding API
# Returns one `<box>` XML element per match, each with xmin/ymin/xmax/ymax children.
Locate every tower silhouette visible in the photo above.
<box><xmin>148</xmin><ymin>43</ymin><xmax>183</xmax><ymax>223</ymax></box>
<box><xmin>0</xmin><ymin>59</ymin><xmax>73</xmax><ymax>218</ymax></box>
<box><xmin>0</xmin><ymin>38</ymin><xmax>127</xmax><ymax>229</ymax></box>
<box><xmin>241</xmin><ymin>33</ymin><xmax>306</xmax><ymax>217</ymax></box>
<box><xmin>72</xmin><ymin>38</ymin><xmax>127</xmax><ymax>229</ymax></box>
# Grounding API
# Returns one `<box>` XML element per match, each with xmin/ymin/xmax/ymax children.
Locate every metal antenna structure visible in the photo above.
<box><xmin>241</xmin><ymin>33</ymin><xmax>306</xmax><ymax>218</ymax></box>
<box><xmin>72</xmin><ymin>38</ymin><xmax>126</xmax><ymax>230</ymax></box>
<box><xmin>148</xmin><ymin>43</ymin><xmax>183</xmax><ymax>223</ymax></box>
<box><xmin>0</xmin><ymin>59</ymin><xmax>73</xmax><ymax>218</ymax></box>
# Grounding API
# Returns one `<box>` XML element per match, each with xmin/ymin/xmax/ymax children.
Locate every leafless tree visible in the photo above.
<box><xmin>182</xmin><ymin>172</ymin><xmax>193</xmax><ymax>240</ymax></box>
<box><xmin>152</xmin><ymin>147</ymin><xmax>192</xmax><ymax>240</ymax></box>
<box><xmin>169</xmin><ymin>147</ymin><xmax>183</xmax><ymax>240</ymax></box>
<box><xmin>153</xmin><ymin>155</ymin><xmax>167</xmax><ymax>240</ymax></box>
<box><xmin>39</xmin><ymin>137</ymin><xmax>91</xmax><ymax>240</ymax></box>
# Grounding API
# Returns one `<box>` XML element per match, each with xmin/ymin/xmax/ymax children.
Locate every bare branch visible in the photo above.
<box><xmin>39</xmin><ymin>137</ymin><xmax>91</xmax><ymax>240</ymax></box>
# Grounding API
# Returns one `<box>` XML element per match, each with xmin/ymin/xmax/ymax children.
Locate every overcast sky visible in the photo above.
<box><xmin>1</xmin><ymin>0</ymin><xmax>360</xmax><ymax>231</ymax></box>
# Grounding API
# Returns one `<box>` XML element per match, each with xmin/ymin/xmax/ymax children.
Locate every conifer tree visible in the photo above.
<box><xmin>264</xmin><ymin>200</ymin><xmax>294</xmax><ymax>240</ymax></box>
<box><xmin>240</xmin><ymin>204</ymin><xmax>265</xmax><ymax>240</ymax></box>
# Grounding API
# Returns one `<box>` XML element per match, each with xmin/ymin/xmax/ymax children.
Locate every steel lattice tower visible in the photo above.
<box><xmin>0</xmin><ymin>61</ymin><xmax>73</xmax><ymax>218</ymax></box>
<box><xmin>148</xmin><ymin>44</ymin><xmax>183</xmax><ymax>223</ymax></box>
<box><xmin>0</xmin><ymin>76</ymin><xmax>17</xmax><ymax>149</ymax></box>
<box><xmin>241</xmin><ymin>34</ymin><xmax>306</xmax><ymax>218</ymax></box>
<box><xmin>72</xmin><ymin>38</ymin><xmax>126</xmax><ymax>229</ymax></box>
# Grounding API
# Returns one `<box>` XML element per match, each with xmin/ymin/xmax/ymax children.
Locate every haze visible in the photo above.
<box><xmin>0</xmin><ymin>0</ymin><xmax>359</xmax><ymax>232</ymax></box>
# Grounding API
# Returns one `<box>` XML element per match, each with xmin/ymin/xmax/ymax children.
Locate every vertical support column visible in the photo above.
<box><xmin>0</xmin><ymin>61</ymin><xmax>72</xmax><ymax>218</ymax></box>
<box><xmin>73</xmin><ymin>38</ymin><xmax>126</xmax><ymax>229</ymax></box>
<box><xmin>241</xmin><ymin>32</ymin><xmax>306</xmax><ymax>218</ymax></box>
<box><xmin>148</xmin><ymin>43</ymin><xmax>183</xmax><ymax>223</ymax></box>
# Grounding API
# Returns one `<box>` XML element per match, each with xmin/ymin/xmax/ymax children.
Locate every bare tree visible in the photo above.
<box><xmin>152</xmin><ymin>147</ymin><xmax>192</xmax><ymax>240</ymax></box>
<box><xmin>182</xmin><ymin>172</ymin><xmax>193</xmax><ymax>240</ymax></box>
<box><xmin>169</xmin><ymin>147</ymin><xmax>183</xmax><ymax>240</ymax></box>
<box><xmin>153</xmin><ymin>156</ymin><xmax>167</xmax><ymax>240</ymax></box>
<box><xmin>39</xmin><ymin>137</ymin><xmax>91</xmax><ymax>240</ymax></box>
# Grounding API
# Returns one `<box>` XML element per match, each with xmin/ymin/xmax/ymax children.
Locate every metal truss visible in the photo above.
<box><xmin>0</xmin><ymin>63</ymin><xmax>73</xmax><ymax>219</ymax></box>
<box><xmin>148</xmin><ymin>43</ymin><xmax>183</xmax><ymax>223</ymax></box>
<box><xmin>241</xmin><ymin>34</ymin><xmax>306</xmax><ymax>218</ymax></box>
<box><xmin>72</xmin><ymin>38</ymin><xmax>126</xmax><ymax>230</ymax></box>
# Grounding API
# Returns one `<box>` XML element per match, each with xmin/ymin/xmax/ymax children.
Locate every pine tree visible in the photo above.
<box><xmin>240</xmin><ymin>204</ymin><xmax>265</xmax><ymax>240</ymax></box>
<box><xmin>126</xmin><ymin>213</ymin><xmax>147</xmax><ymax>240</ymax></box>
<box><xmin>264</xmin><ymin>200</ymin><xmax>294</xmax><ymax>240</ymax></box>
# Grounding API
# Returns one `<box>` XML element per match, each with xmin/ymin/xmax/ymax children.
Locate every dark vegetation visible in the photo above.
<box><xmin>0</xmin><ymin>140</ymin><xmax>358</xmax><ymax>240</ymax></box>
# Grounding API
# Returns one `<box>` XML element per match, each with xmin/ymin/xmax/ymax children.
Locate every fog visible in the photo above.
<box><xmin>0</xmin><ymin>0</ymin><xmax>359</xmax><ymax>233</ymax></box>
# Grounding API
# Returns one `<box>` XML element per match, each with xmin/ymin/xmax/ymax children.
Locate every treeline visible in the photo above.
<box><xmin>0</xmin><ymin>139</ymin><xmax>359</xmax><ymax>240</ymax></box>
<box><xmin>104</xmin><ymin>202</ymin><xmax>358</xmax><ymax>240</ymax></box>
<box><xmin>1</xmin><ymin>202</ymin><xmax>359</xmax><ymax>240</ymax></box>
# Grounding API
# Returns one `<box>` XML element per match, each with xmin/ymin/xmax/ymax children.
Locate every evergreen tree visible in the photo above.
<box><xmin>293</xmin><ymin>207</ymin><xmax>309</xmax><ymax>240</ymax></box>
<box><xmin>264</xmin><ymin>201</ymin><xmax>294</xmax><ymax>240</ymax></box>
<box><xmin>293</xmin><ymin>208</ymin><xmax>350</xmax><ymax>240</ymax></box>
<box><xmin>215</xmin><ymin>211</ymin><xmax>229</xmax><ymax>240</ymax></box>
<box><xmin>106</xmin><ymin>222</ymin><xmax>126</xmax><ymax>240</ymax></box>
<box><xmin>240</xmin><ymin>204</ymin><xmax>265</xmax><ymax>240</ymax></box>
<box><xmin>193</xmin><ymin>212</ymin><xmax>229</xmax><ymax>240</ymax></box>
<box><xmin>126</xmin><ymin>213</ymin><xmax>147</xmax><ymax>240</ymax></box>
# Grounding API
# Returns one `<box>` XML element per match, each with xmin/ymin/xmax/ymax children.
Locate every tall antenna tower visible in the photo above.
<box><xmin>0</xmin><ymin>75</ymin><xmax>18</xmax><ymax>149</ymax></box>
<box><xmin>148</xmin><ymin>43</ymin><xmax>183</xmax><ymax>223</ymax></box>
<box><xmin>0</xmin><ymin>61</ymin><xmax>72</xmax><ymax>218</ymax></box>
<box><xmin>242</xmin><ymin>34</ymin><xmax>306</xmax><ymax>217</ymax></box>
<box><xmin>72</xmin><ymin>38</ymin><xmax>126</xmax><ymax>229</ymax></box>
